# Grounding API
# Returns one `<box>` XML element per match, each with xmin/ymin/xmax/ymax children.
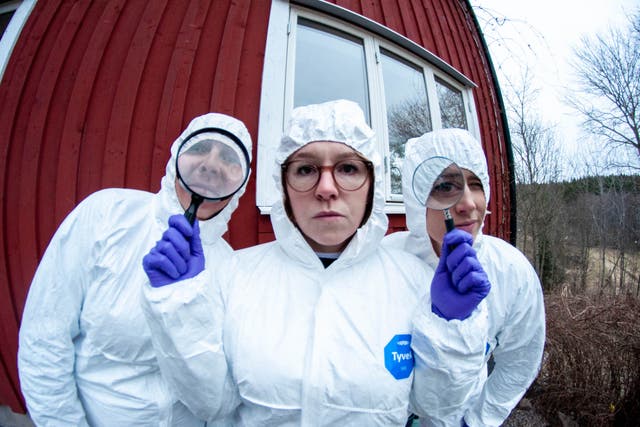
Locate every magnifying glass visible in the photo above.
<box><xmin>176</xmin><ymin>128</ymin><xmax>250</xmax><ymax>224</ymax></box>
<box><xmin>412</xmin><ymin>156</ymin><xmax>465</xmax><ymax>232</ymax></box>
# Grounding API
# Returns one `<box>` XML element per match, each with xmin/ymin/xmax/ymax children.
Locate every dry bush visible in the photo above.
<box><xmin>528</xmin><ymin>293</ymin><xmax>640</xmax><ymax>426</ymax></box>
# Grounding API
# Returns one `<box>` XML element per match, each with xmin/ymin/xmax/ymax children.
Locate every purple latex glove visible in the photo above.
<box><xmin>143</xmin><ymin>214</ymin><xmax>205</xmax><ymax>287</ymax></box>
<box><xmin>431</xmin><ymin>229</ymin><xmax>491</xmax><ymax>320</ymax></box>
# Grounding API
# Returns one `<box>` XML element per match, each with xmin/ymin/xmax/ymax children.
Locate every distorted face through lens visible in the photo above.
<box><xmin>177</xmin><ymin>139</ymin><xmax>245</xmax><ymax>199</ymax></box>
<box><xmin>426</xmin><ymin>168</ymin><xmax>487</xmax><ymax>255</ymax></box>
<box><xmin>426</xmin><ymin>164</ymin><xmax>466</xmax><ymax>210</ymax></box>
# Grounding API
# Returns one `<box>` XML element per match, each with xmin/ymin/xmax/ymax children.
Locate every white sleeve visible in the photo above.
<box><xmin>141</xmin><ymin>267</ymin><xmax>239</xmax><ymax>422</ymax></box>
<box><xmin>18</xmin><ymin>206</ymin><xmax>91</xmax><ymax>427</ymax></box>
<box><xmin>464</xmin><ymin>265</ymin><xmax>545</xmax><ymax>426</ymax></box>
<box><xmin>410</xmin><ymin>297</ymin><xmax>489</xmax><ymax>427</ymax></box>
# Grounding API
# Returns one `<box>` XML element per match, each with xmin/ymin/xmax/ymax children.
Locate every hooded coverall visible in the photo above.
<box><xmin>18</xmin><ymin>113</ymin><xmax>252</xmax><ymax>426</ymax></box>
<box><xmin>384</xmin><ymin>128</ymin><xmax>546</xmax><ymax>426</ymax></box>
<box><xmin>142</xmin><ymin>100</ymin><xmax>490</xmax><ymax>426</ymax></box>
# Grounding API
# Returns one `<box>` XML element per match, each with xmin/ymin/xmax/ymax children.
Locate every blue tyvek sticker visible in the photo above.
<box><xmin>384</xmin><ymin>334</ymin><xmax>413</xmax><ymax>380</ymax></box>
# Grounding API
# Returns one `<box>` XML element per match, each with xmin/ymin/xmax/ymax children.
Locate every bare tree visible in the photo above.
<box><xmin>574</xmin><ymin>174</ymin><xmax>640</xmax><ymax>296</ymax></box>
<box><xmin>563</xmin><ymin>145</ymin><xmax>640</xmax><ymax>296</ymax></box>
<box><xmin>567</xmin><ymin>10</ymin><xmax>640</xmax><ymax>171</ymax></box>
<box><xmin>386</xmin><ymin>97</ymin><xmax>433</xmax><ymax>193</ymax></box>
<box><xmin>506</xmin><ymin>69</ymin><xmax>565</xmax><ymax>290</ymax></box>
<box><xmin>508</xmin><ymin>69</ymin><xmax>564</xmax><ymax>185</ymax></box>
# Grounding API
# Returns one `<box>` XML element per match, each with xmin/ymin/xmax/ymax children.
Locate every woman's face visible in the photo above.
<box><xmin>427</xmin><ymin>169</ymin><xmax>487</xmax><ymax>256</ymax></box>
<box><xmin>284</xmin><ymin>141</ymin><xmax>371</xmax><ymax>253</ymax></box>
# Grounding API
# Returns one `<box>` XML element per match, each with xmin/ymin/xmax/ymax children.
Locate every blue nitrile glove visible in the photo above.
<box><xmin>431</xmin><ymin>229</ymin><xmax>491</xmax><ymax>320</ymax></box>
<box><xmin>143</xmin><ymin>214</ymin><xmax>205</xmax><ymax>287</ymax></box>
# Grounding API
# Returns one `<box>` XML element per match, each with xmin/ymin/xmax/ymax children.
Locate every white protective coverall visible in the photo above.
<box><xmin>142</xmin><ymin>100</ymin><xmax>490</xmax><ymax>426</ymax></box>
<box><xmin>18</xmin><ymin>113</ymin><xmax>252</xmax><ymax>427</ymax></box>
<box><xmin>384</xmin><ymin>128</ymin><xmax>546</xmax><ymax>426</ymax></box>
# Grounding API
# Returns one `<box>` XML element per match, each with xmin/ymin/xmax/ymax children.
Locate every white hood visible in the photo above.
<box><xmin>157</xmin><ymin>113</ymin><xmax>253</xmax><ymax>245</ymax></box>
<box><xmin>270</xmin><ymin>99</ymin><xmax>388</xmax><ymax>266</ymax></box>
<box><xmin>402</xmin><ymin>128</ymin><xmax>489</xmax><ymax>260</ymax></box>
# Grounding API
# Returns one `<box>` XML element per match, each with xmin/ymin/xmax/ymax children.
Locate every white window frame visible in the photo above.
<box><xmin>257</xmin><ymin>0</ymin><xmax>480</xmax><ymax>214</ymax></box>
<box><xmin>0</xmin><ymin>0</ymin><xmax>36</xmax><ymax>84</ymax></box>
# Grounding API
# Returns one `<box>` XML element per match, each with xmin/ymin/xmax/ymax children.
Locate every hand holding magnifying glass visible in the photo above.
<box><xmin>176</xmin><ymin>128</ymin><xmax>250</xmax><ymax>224</ymax></box>
<box><xmin>412</xmin><ymin>155</ymin><xmax>491</xmax><ymax>321</ymax></box>
<box><xmin>142</xmin><ymin>128</ymin><xmax>251</xmax><ymax>288</ymax></box>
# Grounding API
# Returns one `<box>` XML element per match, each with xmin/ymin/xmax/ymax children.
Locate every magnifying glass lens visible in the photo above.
<box><xmin>176</xmin><ymin>130</ymin><xmax>250</xmax><ymax>224</ymax></box>
<box><xmin>412</xmin><ymin>156</ymin><xmax>465</xmax><ymax>233</ymax></box>
<box><xmin>177</xmin><ymin>133</ymin><xmax>249</xmax><ymax>200</ymax></box>
<box><xmin>412</xmin><ymin>156</ymin><xmax>465</xmax><ymax>208</ymax></box>
<box><xmin>426</xmin><ymin>164</ymin><xmax>465</xmax><ymax>210</ymax></box>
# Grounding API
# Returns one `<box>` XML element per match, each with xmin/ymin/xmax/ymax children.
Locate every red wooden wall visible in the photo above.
<box><xmin>0</xmin><ymin>0</ymin><xmax>510</xmax><ymax>413</ymax></box>
<box><xmin>0</xmin><ymin>0</ymin><xmax>272</xmax><ymax>413</ymax></box>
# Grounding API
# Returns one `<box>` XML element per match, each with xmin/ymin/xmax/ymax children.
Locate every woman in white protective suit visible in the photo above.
<box><xmin>18</xmin><ymin>113</ymin><xmax>252</xmax><ymax>426</ymax></box>
<box><xmin>141</xmin><ymin>99</ymin><xmax>493</xmax><ymax>426</ymax></box>
<box><xmin>384</xmin><ymin>128</ymin><xmax>546</xmax><ymax>426</ymax></box>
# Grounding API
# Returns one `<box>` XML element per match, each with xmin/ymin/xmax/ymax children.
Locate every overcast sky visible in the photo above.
<box><xmin>469</xmin><ymin>0</ymin><xmax>638</xmax><ymax>173</ymax></box>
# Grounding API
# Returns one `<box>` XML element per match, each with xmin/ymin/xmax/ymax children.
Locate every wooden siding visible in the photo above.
<box><xmin>0</xmin><ymin>0</ymin><xmax>510</xmax><ymax>412</ymax></box>
<box><xmin>0</xmin><ymin>0</ymin><xmax>271</xmax><ymax>412</ymax></box>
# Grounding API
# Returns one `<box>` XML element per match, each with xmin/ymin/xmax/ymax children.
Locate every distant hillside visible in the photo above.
<box><xmin>514</xmin><ymin>173</ymin><xmax>640</xmax><ymax>292</ymax></box>
<box><xmin>560</xmin><ymin>174</ymin><xmax>640</xmax><ymax>199</ymax></box>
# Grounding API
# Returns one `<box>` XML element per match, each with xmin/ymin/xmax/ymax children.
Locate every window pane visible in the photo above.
<box><xmin>0</xmin><ymin>11</ymin><xmax>16</xmax><ymax>37</ymax></box>
<box><xmin>294</xmin><ymin>19</ymin><xmax>370</xmax><ymax>123</ymax></box>
<box><xmin>381</xmin><ymin>49</ymin><xmax>431</xmax><ymax>195</ymax></box>
<box><xmin>436</xmin><ymin>77</ymin><xmax>467</xmax><ymax>129</ymax></box>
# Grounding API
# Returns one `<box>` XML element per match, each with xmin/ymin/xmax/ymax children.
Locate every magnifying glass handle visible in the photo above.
<box><xmin>444</xmin><ymin>209</ymin><xmax>455</xmax><ymax>232</ymax></box>
<box><xmin>185</xmin><ymin>194</ymin><xmax>204</xmax><ymax>225</ymax></box>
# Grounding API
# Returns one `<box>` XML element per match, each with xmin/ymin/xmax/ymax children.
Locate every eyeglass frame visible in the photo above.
<box><xmin>281</xmin><ymin>157</ymin><xmax>374</xmax><ymax>193</ymax></box>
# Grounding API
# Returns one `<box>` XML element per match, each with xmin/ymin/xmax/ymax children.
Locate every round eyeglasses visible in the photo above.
<box><xmin>282</xmin><ymin>158</ymin><xmax>373</xmax><ymax>192</ymax></box>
